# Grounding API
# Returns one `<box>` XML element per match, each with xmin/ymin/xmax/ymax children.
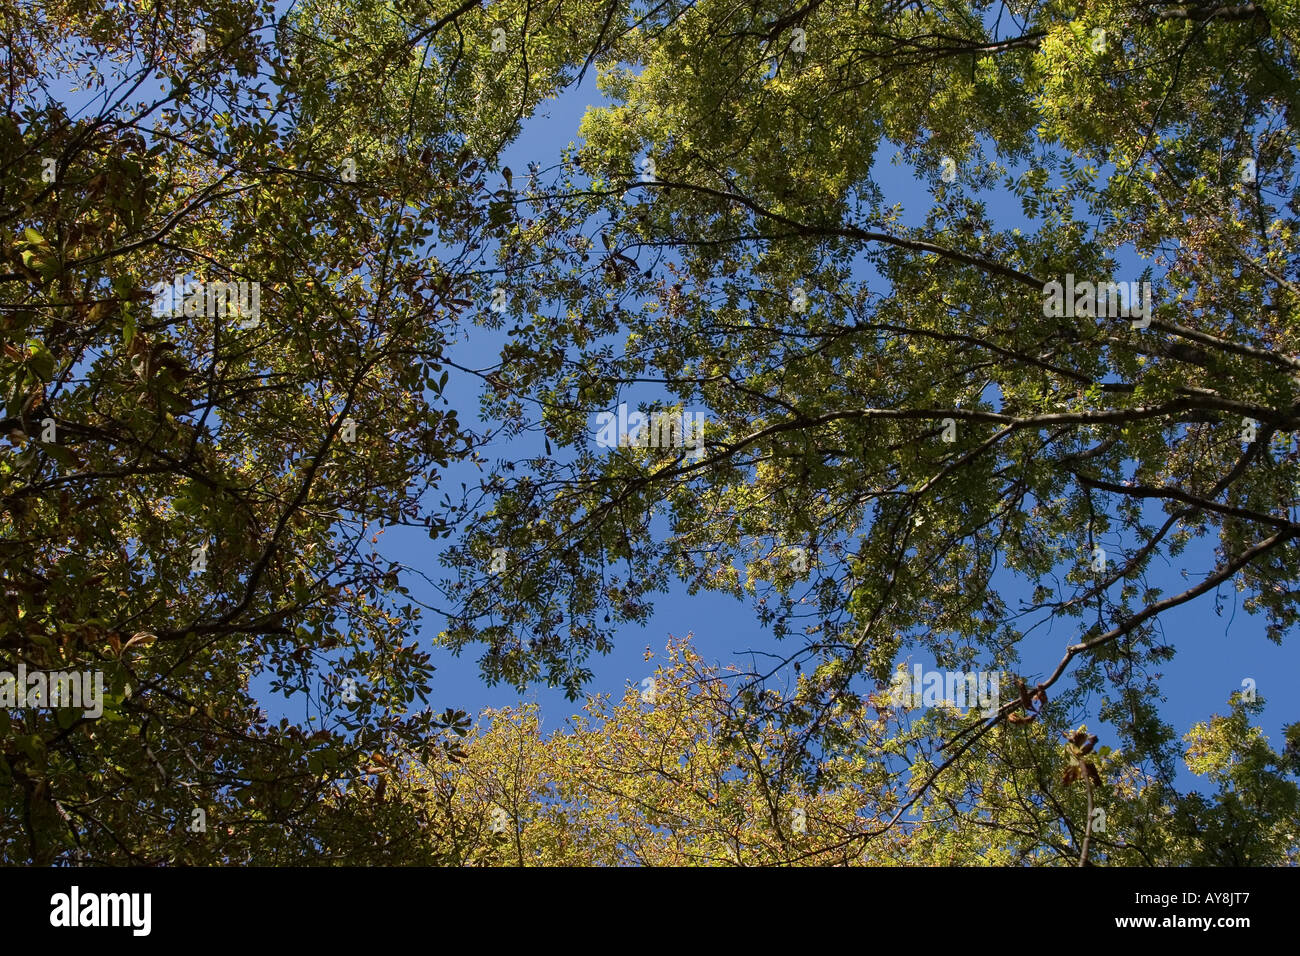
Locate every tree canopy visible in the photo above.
<box><xmin>3</xmin><ymin>0</ymin><xmax>1299</xmax><ymax>865</ymax></box>
<box><xmin>400</xmin><ymin>637</ymin><xmax>1299</xmax><ymax>865</ymax></box>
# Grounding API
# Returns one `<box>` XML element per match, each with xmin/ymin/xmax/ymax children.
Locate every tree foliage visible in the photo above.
<box><xmin>4</xmin><ymin>0</ymin><xmax>1299</xmax><ymax>865</ymax></box>
<box><xmin>437</xmin><ymin>0</ymin><xmax>1300</xmax><ymax>860</ymax></box>
<box><xmin>0</xmin><ymin>0</ymin><xmax>626</xmax><ymax>864</ymax></box>
<box><xmin>400</xmin><ymin>637</ymin><xmax>1299</xmax><ymax>865</ymax></box>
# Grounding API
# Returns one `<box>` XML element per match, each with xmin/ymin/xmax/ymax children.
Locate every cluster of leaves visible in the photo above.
<box><xmin>396</xmin><ymin>637</ymin><xmax>1299</xmax><ymax>865</ymax></box>
<box><xmin>0</xmin><ymin>0</ymin><xmax>617</xmax><ymax>863</ymax></box>
<box><xmin>5</xmin><ymin>0</ymin><xmax>1299</xmax><ymax>866</ymax></box>
<box><xmin>435</xmin><ymin>0</ymin><xmax>1300</xmax><ymax>853</ymax></box>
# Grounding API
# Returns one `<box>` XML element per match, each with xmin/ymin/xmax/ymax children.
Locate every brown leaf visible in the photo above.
<box><xmin>1017</xmin><ymin>678</ymin><xmax>1034</xmax><ymax>711</ymax></box>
